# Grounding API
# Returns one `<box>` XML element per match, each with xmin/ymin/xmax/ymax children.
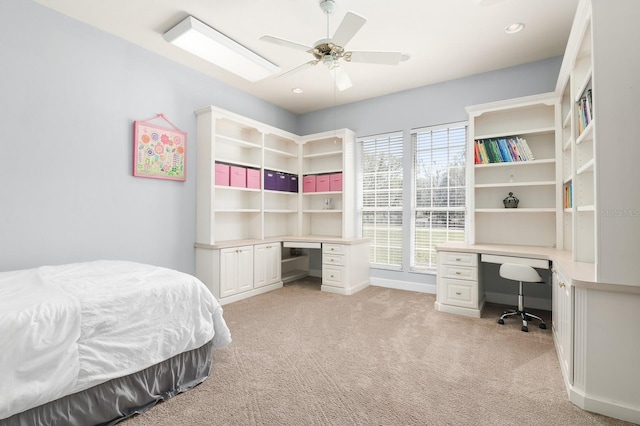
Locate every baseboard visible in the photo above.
<box><xmin>484</xmin><ymin>291</ymin><xmax>552</xmax><ymax>311</ymax></box>
<box><xmin>569</xmin><ymin>386</ymin><xmax>640</xmax><ymax>424</ymax></box>
<box><xmin>370</xmin><ymin>277</ymin><xmax>436</xmax><ymax>294</ymax></box>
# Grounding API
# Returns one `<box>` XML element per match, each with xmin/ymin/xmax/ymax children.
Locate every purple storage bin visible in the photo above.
<box><xmin>289</xmin><ymin>175</ymin><xmax>298</xmax><ymax>193</ymax></box>
<box><xmin>264</xmin><ymin>170</ymin><xmax>277</xmax><ymax>190</ymax></box>
<box><xmin>276</xmin><ymin>172</ymin><xmax>289</xmax><ymax>191</ymax></box>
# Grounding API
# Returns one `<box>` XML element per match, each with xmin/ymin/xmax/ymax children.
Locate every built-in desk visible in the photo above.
<box><xmin>435</xmin><ymin>242</ymin><xmax>640</xmax><ymax>424</ymax></box>
<box><xmin>195</xmin><ymin>236</ymin><xmax>370</xmax><ymax>304</ymax></box>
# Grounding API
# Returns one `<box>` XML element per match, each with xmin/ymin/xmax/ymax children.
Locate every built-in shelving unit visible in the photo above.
<box><xmin>194</xmin><ymin>106</ymin><xmax>360</xmax><ymax>304</ymax></box>
<box><xmin>299</xmin><ymin>131</ymin><xmax>355</xmax><ymax>239</ymax></box>
<box><xmin>195</xmin><ymin>106</ymin><xmax>356</xmax><ymax>246</ymax></box>
<box><xmin>467</xmin><ymin>93</ymin><xmax>560</xmax><ymax>248</ymax></box>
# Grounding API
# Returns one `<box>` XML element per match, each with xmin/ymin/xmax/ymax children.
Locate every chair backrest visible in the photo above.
<box><xmin>499</xmin><ymin>263</ymin><xmax>542</xmax><ymax>283</ymax></box>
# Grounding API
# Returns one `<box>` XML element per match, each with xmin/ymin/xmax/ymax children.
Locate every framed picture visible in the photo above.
<box><xmin>133</xmin><ymin>114</ymin><xmax>186</xmax><ymax>181</ymax></box>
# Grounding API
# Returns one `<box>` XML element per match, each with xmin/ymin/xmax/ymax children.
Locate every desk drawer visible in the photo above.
<box><xmin>442</xmin><ymin>278</ymin><xmax>478</xmax><ymax>308</ymax></box>
<box><xmin>440</xmin><ymin>264</ymin><xmax>477</xmax><ymax>281</ymax></box>
<box><xmin>439</xmin><ymin>251</ymin><xmax>478</xmax><ymax>267</ymax></box>
<box><xmin>323</xmin><ymin>244</ymin><xmax>345</xmax><ymax>255</ymax></box>
<box><xmin>323</xmin><ymin>254</ymin><xmax>344</xmax><ymax>266</ymax></box>
<box><xmin>322</xmin><ymin>264</ymin><xmax>345</xmax><ymax>288</ymax></box>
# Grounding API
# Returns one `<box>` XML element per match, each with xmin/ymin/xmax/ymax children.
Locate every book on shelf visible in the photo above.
<box><xmin>577</xmin><ymin>88</ymin><xmax>593</xmax><ymax>135</ymax></box>
<box><xmin>564</xmin><ymin>183</ymin><xmax>573</xmax><ymax>209</ymax></box>
<box><xmin>473</xmin><ymin>136</ymin><xmax>534</xmax><ymax>164</ymax></box>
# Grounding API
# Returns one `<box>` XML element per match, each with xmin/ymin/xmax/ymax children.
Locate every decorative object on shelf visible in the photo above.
<box><xmin>324</xmin><ymin>198</ymin><xmax>333</xmax><ymax>210</ymax></box>
<box><xmin>133</xmin><ymin>114</ymin><xmax>186</xmax><ymax>181</ymax></box>
<box><xmin>503</xmin><ymin>192</ymin><xmax>519</xmax><ymax>208</ymax></box>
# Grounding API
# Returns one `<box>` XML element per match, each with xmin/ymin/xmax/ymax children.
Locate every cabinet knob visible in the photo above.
<box><xmin>456</xmin><ymin>292</ymin><xmax>462</xmax><ymax>295</ymax></box>
<box><xmin>455</xmin><ymin>258</ymin><xmax>461</xmax><ymax>261</ymax></box>
<box><xmin>559</xmin><ymin>281</ymin><xmax>566</xmax><ymax>288</ymax></box>
<box><xmin>455</xmin><ymin>271</ymin><xmax>461</xmax><ymax>275</ymax></box>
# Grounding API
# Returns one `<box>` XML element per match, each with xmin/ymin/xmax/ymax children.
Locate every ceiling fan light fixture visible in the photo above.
<box><xmin>504</xmin><ymin>22</ymin><xmax>525</xmax><ymax>34</ymax></box>
<box><xmin>164</xmin><ymin>16</ymin><xmax>280</xmax><ymax>82</ymax></box>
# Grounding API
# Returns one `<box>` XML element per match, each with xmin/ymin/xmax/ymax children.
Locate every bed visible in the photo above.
<box><xmin>0</xmin><ymin>260</ymin><xmax>232</xmax><ymax>425</ymax></box>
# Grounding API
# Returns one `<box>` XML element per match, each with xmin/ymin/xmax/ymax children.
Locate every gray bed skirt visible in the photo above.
<box><xmin>1</xmin><ymin>340</ymin><xmax>214</xmax><ymax>426</ymax></box>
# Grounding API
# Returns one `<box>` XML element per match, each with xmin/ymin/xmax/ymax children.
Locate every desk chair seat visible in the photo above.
<box><xmin>497</xmin><ymin>263</ymin><xmax>547</xmax><ymax>332</ymax></box>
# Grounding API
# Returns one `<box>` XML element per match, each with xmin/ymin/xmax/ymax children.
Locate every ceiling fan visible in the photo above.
<box><xmin>260</xmin><ymin>0</ymin><xmax>409</xmax><ymax>91</ymax></box>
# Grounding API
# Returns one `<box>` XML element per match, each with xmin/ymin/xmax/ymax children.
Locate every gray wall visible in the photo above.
<box><xmin>0</xmin><ymin>0</ymin><xmax>297</xmax><ymax>273</ymax></box>
<box><xmin>298</xmin><ymin>57</ymin><xmax>563</xmax><ymax>288</ymax></box>
<box><xmin>0</xmin><ymin>0</ymin><xmax>561</xmax><ymax>284</ymax></box>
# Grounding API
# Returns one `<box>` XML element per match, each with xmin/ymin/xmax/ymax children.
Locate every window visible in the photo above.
<box><xmin>412</xmin><ymin>123</ymin><xmax>467</xmax><ymax>270</ymax></box>
<box><xmin>358</xmin><ymin>132</ymin><xmax>404</xmax><ymax>269</ymax></box>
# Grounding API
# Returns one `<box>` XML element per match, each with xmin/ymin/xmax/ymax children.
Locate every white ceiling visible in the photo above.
<box><xmin>34</xmin><ymin>0</ymin><xmax>579</xmax><ymax>115</ymax></box>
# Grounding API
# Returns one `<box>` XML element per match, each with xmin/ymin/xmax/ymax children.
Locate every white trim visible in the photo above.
<box><xmin>370</xmin><ymin>276</ymin><xmax>436</xmax><ymax>294</ymax></box>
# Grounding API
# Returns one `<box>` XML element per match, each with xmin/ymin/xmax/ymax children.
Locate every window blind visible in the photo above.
<box><xmin>358</xmin><ymin>132</ymin><xmax>404</xmax><ymax>269</ymax></box>
<box><xmin>412</xmin><ymin>123</ymin><xmax>467</xmax><ymax>270</ymax></box>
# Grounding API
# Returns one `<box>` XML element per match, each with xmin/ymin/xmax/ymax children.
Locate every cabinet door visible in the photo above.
<box><xmin>552</xmin><ymin>268</ymin><xmax>573</xmax><ymax>385</ymax></box>
<box><xmin>237</xmin><ymin>246</ymin><xmax>254</xmax><ymax>293</ymax></box>
<box><xmin>266</xmin><ymin>244</ymin><xmax>281</xmax><ymax>285</ymax></box>
<box><xmin>220</xmin><ymin>248</ymin><xmax>239</xmax><ymax>298</ymax></box>
<box><xmin>255</xmin><ymin>243</ymin><xmax>282</xmax><ymax>288</ymax></box>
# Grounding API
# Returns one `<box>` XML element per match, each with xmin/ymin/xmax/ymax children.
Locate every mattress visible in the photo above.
<box><xmin>0</xmin><ymin>260</ymin><xmax>231</xmax><ymax>420</ymax></box>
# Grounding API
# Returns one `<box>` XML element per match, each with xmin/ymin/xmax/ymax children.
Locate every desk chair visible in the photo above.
<box><xmin>497</xmin><ymin>263</ymin><xmax>547</xmax><ymax>332</ymax></box>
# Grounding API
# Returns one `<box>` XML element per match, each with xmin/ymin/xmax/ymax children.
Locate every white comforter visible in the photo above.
<box><xmin>0</xmin><ymin>260</ymin><xmax>231</xmax><ymax>420</ymax></box>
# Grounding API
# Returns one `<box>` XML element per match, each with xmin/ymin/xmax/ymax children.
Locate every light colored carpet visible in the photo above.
<box><xmin>124</xmin><ymin>278</ymin><xmax>631</xmax><ymax>425</ymax></box>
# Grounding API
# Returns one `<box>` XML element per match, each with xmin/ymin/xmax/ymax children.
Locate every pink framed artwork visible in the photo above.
<box><xmin>133</xmin><ymin>114</ymin><xmax>186</xmax><ymax>181</ymax></box>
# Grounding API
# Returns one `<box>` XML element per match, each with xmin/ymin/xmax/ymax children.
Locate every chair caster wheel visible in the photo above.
<box><xmin>539</xmin><ymin>323</ymin><xmax>547</xmax><ymax>329</ymax></box>
<box><xmin>522</xmin><ymin>326</ymin><xmax>529</xmax><ymax>332</ymax></box>
<box><xmin>497</xmin><ymin>319</ymin><xmax>504</xmax><ymax>325</ymax></box>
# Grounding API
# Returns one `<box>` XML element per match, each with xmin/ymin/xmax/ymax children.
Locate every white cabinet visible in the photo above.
<box><xmin>320</xmin><ymin>241</ymin><xmax>370</xmax><ymax>295</ymax></box>
<box><xmin>195</xmin><ymin>245</ymin><xmax>255</xmax><ymax>302</ymax></box>
<box><xmin>219</xmin><ymin>246</ymin><xmax>254</xmax><ymax>297</ymax></box>
<box><xmin>435</xmin><ymin>251</ymin><xmax>482</xmax><ymax>317</ymax></box>
<box><xmin>467</xmin><ymin>94</ymin><xmax>561</xmax><ymax>248</ymax></box>
<box><xmin>195</xmin><ymin>106</ymin><xmax>363</xmax><ymax>303</ymax></box>
<box><xmin>254</xmin><ymin>242</ymin><xmax>281</xmax><ymax>288</ymax></box>
<box><xmin>551</xmin><ymin>267</ymin><xmax>573</xmax><ymax>386</ymax></box>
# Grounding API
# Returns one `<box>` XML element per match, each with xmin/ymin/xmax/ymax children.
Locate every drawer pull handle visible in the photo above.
<box><xmin>455</xmin><ymin>292</ymin><xmax>462</xmax><ymax>296</ymax></box>
<box><xmin>330</xmin><ymin>275</ymin><xmax>334</xmax><ymax>278</ymax></box>
<box><xmin>455</xmin><ymin>258</ymin><xmax>461</xmax><ymax>261</ymax></box>
<box><xmin>455</xmin><ymin>272</ymin><xmax>461</xmax><ymax>275</ymax></box>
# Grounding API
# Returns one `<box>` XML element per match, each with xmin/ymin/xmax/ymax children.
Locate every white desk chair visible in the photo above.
<box><xmin>497</xmin><ymin>263</ymin><xmax>547</xmax><ymax>332</ymax></box>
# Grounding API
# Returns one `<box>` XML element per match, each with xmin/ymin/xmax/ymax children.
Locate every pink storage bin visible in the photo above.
<box><xmin>215</xmin><ymin>163</ymin><xmax>230</xmax><ymax>186</ymax></box>
<box><xmin>329</xmin><ymin>173</ymin><xmax>343</xmax><ymax>191</ymax></box>
<box><xmin>316</xmin><ymin>174</ymin><xmax>330</xmax><ymax>192</ymax></box>
<box><xmin>303</xmin><ymin>175</ymin><xmax>316</xmax><ymax>192</ymax></box>
<box><xmin>230</xmin><ymin>165</ymin><xmax>247</xmax><ymax>188</ymax></box>
<box><xmin>246</xmin><ymin>168</ymin><xmax>261</xmax><ymax>189</ymax></box>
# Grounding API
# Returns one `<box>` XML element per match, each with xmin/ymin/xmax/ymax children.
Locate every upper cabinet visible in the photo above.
<box><xmin>556</xmin><ymin>0</ymin><xmax>640</xmax><ymax>285</ymax></box>
<box><xmin>195</xmin><ymin>106</ymin><xmax>356</xmax><ymax>247</ymax></box>
<box><xmin>466</xmin><ymin>93</ymin><xmax>560</xmax><ymax>248</ymax></box>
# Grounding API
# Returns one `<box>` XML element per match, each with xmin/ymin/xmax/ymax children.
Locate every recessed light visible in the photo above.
<box><xmin>292</xmin><ymin>88</ymin><xmax>303</xmax><ymax>94</ymax></box>
<box><xmin>504</xmin><ymin>23</ymin><xmax>525</xmax><ymax>34</ymax></box>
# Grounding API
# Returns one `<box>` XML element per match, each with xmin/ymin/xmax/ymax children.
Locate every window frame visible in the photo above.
<box><xmin>356</xmin><ymin>131</ymin><xmax>405</xmax><ymax>271</ymax></box>
<box><xmin>410</xmin><ymin>121</ymin><xmax>468</xmax><ymax>273</ymax></box>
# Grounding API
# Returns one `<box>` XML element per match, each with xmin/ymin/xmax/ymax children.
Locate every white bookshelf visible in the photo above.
<box><xmin>467</xmin><ymin>93</ymin><xmax>560</xmax><ymax>248</ymax></box>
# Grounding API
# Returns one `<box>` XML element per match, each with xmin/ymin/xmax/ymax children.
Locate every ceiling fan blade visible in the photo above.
<box><xmin>331</xmin><ymin>66</ymin><xmax>352</xmax><ymax>91</ymax></box>
<box><xmin>275</xmin><ymin>60</ymin><xmax>318</xmax><ymax>79</ymax></box>
<box><xmin>347</xmin><ymin>51</ymin><xmax>404</xmax><ymax>65</ymax></box>
<box><xmin>260</xmin><ymin>35</ymin><xmax>311</xmax><ymax>52</ymax></box>
<box><xmin>331</xmin><ymin>12</ymin><xmax>366</xmax><ymax>47</ymax></box>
